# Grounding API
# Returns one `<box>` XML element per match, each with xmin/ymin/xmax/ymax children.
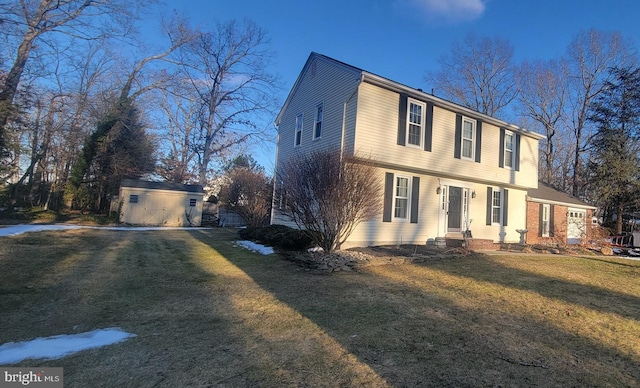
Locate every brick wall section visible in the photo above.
<box><xmin>526</xmin><ymin>201</ymin><xmax>593</xmax><ymax>245</ymax></box>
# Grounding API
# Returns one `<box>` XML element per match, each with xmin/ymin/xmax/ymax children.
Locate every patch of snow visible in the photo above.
<box><xmin>0</xmin><ymin>328</ymin><xmax>136</xmax><ymax>365</ymax></box>
<box><xmin>235</xmin><ymin>240</ymin><xmax>274</xmax><ymax>255</ymax></box>
<box><xmin>307</xmin><ymin>246</ymin><xmax>324</xmax><ymax>253</ymax></box>
<box><xmin>0</xmin><ymin>224</ymin><xmax>211</xmax><ymax>237</ymax></box>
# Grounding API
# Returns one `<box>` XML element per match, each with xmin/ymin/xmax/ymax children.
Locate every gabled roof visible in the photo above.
<box><xmin>527</xmin><ymin>181</ymin><xmax>595</xmax><ymax>209</ymax></box>
<box><xmin>275</xmin><ymin>52</ymin><xmax>545</xmax><ymax>141</ymax></box>
<box><xmin>120</xmin><ymin>179</ymin><xmax>204</xmax><ymax>194</ymax></box>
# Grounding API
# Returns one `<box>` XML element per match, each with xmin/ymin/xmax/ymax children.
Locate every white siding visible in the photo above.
<box><xmin>276</xmin><ymin>57</ymin><xmax>361</xmax><ymax>165</ymax></box>
<box><xmin>343</xmin><ymin>169</ymin><xmax>529</xmax><ymax>248</ymax></box>
<box><xmin>354</xmin><ymin>82</ymin><xmax>539</xmax><ymax>189</ymax></box>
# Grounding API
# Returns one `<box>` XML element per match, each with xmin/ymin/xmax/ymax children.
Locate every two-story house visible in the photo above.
<box><xmin>272</xmin><ymin>52</ymin><xmax>545</xmax><ymax>249</ymax></box>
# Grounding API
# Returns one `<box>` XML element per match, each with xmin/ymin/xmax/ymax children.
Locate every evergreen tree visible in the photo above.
<box><xmin>68</xmin><ymin>98</ymin><xmax>156</xmax><ymax>212</ymax></box>
<box><xmin>587</xmin><ymin>67</ymin><xmax>640</xmax><ymax>233</ymax></box>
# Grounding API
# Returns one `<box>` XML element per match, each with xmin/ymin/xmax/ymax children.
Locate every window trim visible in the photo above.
<box><xmin>406</xmin><ymin>98</ymin><xmax>425</xmax><ymax>148</ymax></box>
<box><xmin>504</xmin><ymin>130</ymin><xmax>515</xmax><ymax>169</ymax></box>
<box><xmin>313</xmin><ymin>102</ymin><xmax>323</xmax><ymax>140</ymax></box>
<box><xmin>393</xmin><ymin>175</ymin><xmax>411</xmax><ymax>221</ymax></box>
<box><xmin>491</xmin><ymin>189</ymin><xmax>502</xmax><ymax>225</ymax></box>
<box><xmin>461</xmin><ymin>117</ymin><xmax>476</xmax><ymax>161</ymax></box>
<box><xmin>294</xmin><ymin>113</ymin><xmax>303</xmax><ymax>147</ymax></box>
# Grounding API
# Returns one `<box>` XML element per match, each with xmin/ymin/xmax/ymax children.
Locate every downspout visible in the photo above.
<box><xmin>270</xmin><ymin>128</ymin><xmax>280</xmax><ymax>225</ymax></box>
<box><xmin>340</xmin><ymin>74</ymin><xmax>364</xmax><ymax>162</ymax></box>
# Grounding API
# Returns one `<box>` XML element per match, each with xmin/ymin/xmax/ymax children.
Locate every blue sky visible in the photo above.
<box><xmin>159</xmin><ymin>0</ymin><xmax>640</xmax><ymax>171</ymax></box>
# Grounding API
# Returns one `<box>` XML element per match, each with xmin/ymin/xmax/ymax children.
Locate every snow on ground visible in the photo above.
<box><xmin>235</xmin><ymin>240</ymin><xmax>274</xmax><ymax>255</ymax></box>
<box><xmin>0</xmin><ymin>224</ymin><xmax>209</xmax><ymax>237</ymax></box>
<box><xmin>0</xmin><ymin>328</ymin><xmax>136</xmax><ymax>365</ymax></box>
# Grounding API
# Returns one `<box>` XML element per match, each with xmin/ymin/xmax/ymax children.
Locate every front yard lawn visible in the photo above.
<box><xmin>1</xmin><ymin>228</ymin><xmax>639</xmax><ymax>386</ymax></box>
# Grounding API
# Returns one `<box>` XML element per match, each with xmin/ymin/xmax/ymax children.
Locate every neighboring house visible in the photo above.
<box><xmin>118</xmin><ymin>179</ymin><xmax>204</xmax><ymax>226</ymax></box>
<box><xmin>271</xmin><ymin>52</ymin><xmax>545</xmax><ymax>249</ymax></box>
<box><xmin>526</xmin><ymin>181</ymin><xmax>596</xmax><ymax>245</ymax></box>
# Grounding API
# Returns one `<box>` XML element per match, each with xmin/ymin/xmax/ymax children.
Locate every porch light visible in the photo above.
<box><xmin>471</xmin><ymin>190</ymin><xmax>476</xmax><ymax>198</ymax></box>
<box><xmin>436</xmin><ymin>186</ymin><xmax>441</xmax><ymax>195</ymax></box>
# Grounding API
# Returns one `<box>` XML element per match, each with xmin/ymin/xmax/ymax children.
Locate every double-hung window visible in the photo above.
<box><xmin>461</xmin><ymin>118</ymin><xmax>475</xmax><ymax>160</ymax></box>
<box><xmin>294</xmin><ymin>114</ymin><xmax>303</xmax><ymax>146</ymax></box>
<box><xmin>313</xmin><ymin>103</ymin><xmax>323</xmax><ymax>139</ymax></box>
<box><xmin>407</xmin><ymin>99</ymin><xmax>424</xmax><ymax>147</ymax></box>
<box><xmin>492</xmin><ymin>190</ymin><xmax>502</xmax><ymax>224</ymax></box>
<box><xmin>504</xmin><ymin>131</ymin><xmax>514</xmax><ymax>168</ymax></box>
<box><xmin>393</xmin><ymin>176</ymin><xmax>410</xmax><ymax>220</ymax></box>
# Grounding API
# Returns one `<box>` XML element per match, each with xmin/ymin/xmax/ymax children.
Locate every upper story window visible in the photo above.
<box><xmin>394</xmin><ymin>175</ymin><xmax>410</xmax><ymax>220</ymax></box>
<box><xmin>294</xmin><ymin>114</ymin><xmax>303</xmax><ymax>147</ymax></box>
<box><xmin>129</xmin><ymin>194</ymin><xmax>139</xmax><ymax>204</ymax></box>
<box><xmin>407</xmin><ymin>99</ymin><xmax>425</xmax><ymax>147</ymax></box>
<box><xmin>504</xmin><ymin>131</ymin><xmax>514</xmax><ymax>168</ymax></box>
<box><xmin>461</xmin><ymin>118</ymin><xmax>475</xmax><ymax>160</ymax></box>
<box><xmin>313</xmin><ymin>103</ymin><xmax>323</xmax><ymax>139</ymax></box>
<box><xmin>492</xmin><ymin>189</ymin><xmax>502</xmax><ymax>224</ymax></box>
<box><xmin>189</xmin><ymin>198</ymin><xmax>197</xmax><ymax>207</ymax></box>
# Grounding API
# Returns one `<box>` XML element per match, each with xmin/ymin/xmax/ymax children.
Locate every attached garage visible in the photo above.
<box><xmin>118</xmin><ymin>179</ymin><xmax>204</xmax><ymax>226</ymax></box>
<box><xmin>526</xmin><ymin>181</ymin><xmax>596</xmax><ymax>245</ymax></box>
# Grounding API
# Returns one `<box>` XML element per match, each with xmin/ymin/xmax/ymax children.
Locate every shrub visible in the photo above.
<box><xmin>238</xmin><ymin>224</ymin><xmax>313</xmax><ymax>251</ymax></box>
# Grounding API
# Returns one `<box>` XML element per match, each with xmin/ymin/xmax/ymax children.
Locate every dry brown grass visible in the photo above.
<box><xmin>1</xmin><ymin>228</ymin><xmax>639</xmax><ymax>387</ymax></box>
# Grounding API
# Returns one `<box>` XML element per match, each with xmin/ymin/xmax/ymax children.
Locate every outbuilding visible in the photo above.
<box><xmin>117</xmin><ymin>179</ymin><xmax>204</xmax><ymax>226</ymax></box>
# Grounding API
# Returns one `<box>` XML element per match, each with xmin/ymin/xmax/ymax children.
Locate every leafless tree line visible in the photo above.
<box><xmin>426</xmin><ymin>29</ymin><xmax>636</xmax><ymax>200</ymax></box>
<box><xmin>0</xmin><ymin>0</ymin><xmax>279</xmax><ymax>212</ymax></box>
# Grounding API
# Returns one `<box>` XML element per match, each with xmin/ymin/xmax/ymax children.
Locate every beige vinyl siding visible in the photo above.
<box><xmin>276</xmin><ymin>57</ymin><xmax>361</xmax><ymax>165</ymax></box>
<box><xmin>354</xmin><ymin>82</ymin><xmax>539</xmax><ymax>189</ymax></box>
<box><xmin>342</xmin><ymin>169</ymin><xmax>440</xmax><ymax>248</ymax></box>
<box><xmin>119</xmin><ymin>188</ymin><xmax>203</xmax><ymax>226</ymax></box>
<box><xmin>342</xmin><ymin>169</ymin><xmax>529</xmax><ymax>248</ymax></box>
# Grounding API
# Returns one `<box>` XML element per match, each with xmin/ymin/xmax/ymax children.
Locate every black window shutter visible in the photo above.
<box><xmin>503</xmin><ymin>189</ymin><xmax>509</xmax><ymax>226</ymax></box>
<box><xmin>515</xmin><ymin>134</ymin><xmax>521</xmax><ymax>171</ymax></box>
<box><xmin>397</xmin><ymin>94</ymin><xmax>407</xmax><ymax>146</ymax></box>
<box><xmin>410</xmin><ymin>177</ymin><xmax>420</xmax><ymax>223</ymax></box>
<box><xmin>383</xmin><ymin>173</ymin><xmax>394</xmax><ymax>222</ymax></box>
<box><xmin>424</xmin><ymin>102</ymin><xmax>434</xmax><ymax>152</ymax></box>
<box><xmin>475</xmin><ymin>120</ymin><xmax>482</xmax><ymax>163</ymax></box>
<box><xmin>538</xmin><ymin>203</ymin><xmax>544</xmax><ymax>237</ymax></box>
<box><xmin>454</xmin><ymin>114</ymin><xmax>462</xmax><ymax>159</ymax></box>
<box><xmin>549</xmin><ymin>205</ymin><xmax>555</xmax><ymax>237</ymax></box>
<box><xmin>499</xmin><ymin>128</ymin><xmax>505</xmax><ymax>168</ymax></box>
<box><xmin>486</xmin><ymin>187</ymin><xmax>493</xmax><ymax>225</ymax></box>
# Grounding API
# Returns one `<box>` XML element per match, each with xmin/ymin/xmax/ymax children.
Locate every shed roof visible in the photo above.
<box><xmin>527</xmin><ymin>181</ymin><xmax>595</xmax><ymax>209</ymax></box>
<box><xmin>120</xmin><ymin>179</ymin><xmax>204</xmax><ymax>194</ymax></box>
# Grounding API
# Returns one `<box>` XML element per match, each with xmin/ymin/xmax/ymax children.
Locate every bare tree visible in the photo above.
<box><xmin>426</xmin><ymin>33</ymin><xmax>518</xmax><ymax>118</ymax></box>
<box><xmin>565</xmin><ymin>29</ymin><xmax>634</xmax><ymax>196</ymax></box>
<box><xmin>516</xmin><ymin>59</ymin><xmax>569</xmax><ymax>186</ymax></box>
<box><xmin>278</xmin><ymin>149</ymin><xmax>383</xmax><ymax>253</ymax></box>
<box><xmin>177</xmin><ymin>20</ymin><xmax>279</xmax><ymax>185</ymax></box>
<box><xmin>218</xmin><ymin>166</ymin><xmax>271</xmax><ymax>227</ymax></box>
<box><xmin>0</xmin><ymin>0</ymin><xmax>151</xmax><ymax>165</ymax></box>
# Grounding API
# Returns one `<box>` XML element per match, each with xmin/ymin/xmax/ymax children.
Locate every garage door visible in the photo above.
<box><xmin>567</xmin><ymin>209</ymin><xmax>586</xmax><ymax>244</ymax></box>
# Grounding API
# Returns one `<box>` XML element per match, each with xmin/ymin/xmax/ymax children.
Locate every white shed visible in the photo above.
<box><xmin>118</xmin><ymin>179</ymin><xmax>204</xmax><ymax>226</ymax></box>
